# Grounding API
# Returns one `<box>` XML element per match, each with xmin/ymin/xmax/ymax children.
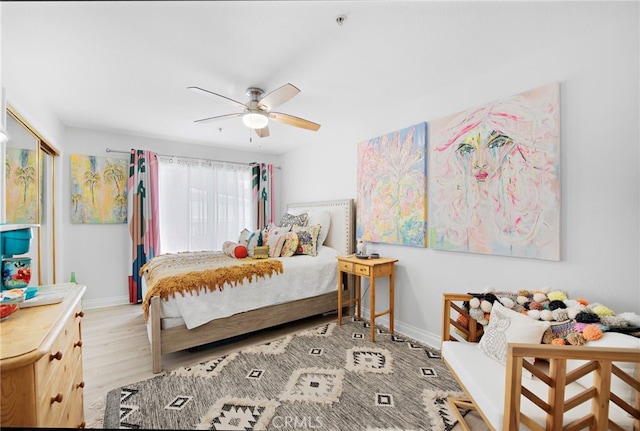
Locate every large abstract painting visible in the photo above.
<box><xmin>71</xmin><ymin>154</ymin><xmax>128</xmax><ymax>224</ymax></box>
<box><xmin>5</xmin><ymin>147</ymin><xmax>40</xmax><ymax>223</ymax></box>
<box><xmin>429</xmin><ymin>82</ymin><xmax>560</xmax><ymax>260</ymax></box>
<box><xmin>357</xmin><ymin>122</ymin><xmax>427</xmax><ymax>247</ymax></box>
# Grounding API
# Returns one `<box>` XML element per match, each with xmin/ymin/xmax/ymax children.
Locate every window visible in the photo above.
<box><xmin>157</xmin><ymin>157</ymin><xmax>253</xmax><ymax>253</ymax></box>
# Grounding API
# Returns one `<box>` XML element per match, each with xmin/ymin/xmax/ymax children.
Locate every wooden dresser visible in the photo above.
<box><xmin>1</xmin><ymin>283</ymin><xmax>87</xmax><ymax>428</ymax></box>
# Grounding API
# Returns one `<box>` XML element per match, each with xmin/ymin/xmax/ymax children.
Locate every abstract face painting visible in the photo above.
<box><xmin>429</xmin><ymin>83</ymin><xmax>560</xmax><ymax>260</ymax></box>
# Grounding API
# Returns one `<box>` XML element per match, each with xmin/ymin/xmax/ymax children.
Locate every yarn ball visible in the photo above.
<box><xmin>469</xmin><ymin>308</ymin><xmax>484</xmax><ymax>321</ymax></box>
<box><xmin>516</xmin><ymin>295</ymin><xmax>530</xmax><ymax>305</ymax></box>
<box><xmin>551</xmin><ymin>338</ymin><xmax>567</xmax><ymax>346</ymax></box>
<box><xmin>483</xmin><ymin>293</ymin><xmax>499</xmax><ymax>304</ymax></box>
<box><xmin>517</xmin><ymin>289</ymin><xmax>531</xmax><ymax>298</ymax></box>
<box><xmin>551</xmin><ymin>309</ymin><xmax>569</xmax><ymax>322</ymax></box>
<box><xmin>456</xmin><ymin>313</ymin><xmax>470</xmax><ymax>329</ymax></box>
<box><xmin>542</xmin><ymin>329</ymin><xmax>555</xmax><ymax>344</ymax></box>
<box><xmin>547</xmin><ymin>291</ymin><xmax>568</xmax><ymax>302</ymax></box>
<box><xmin>576</xmin><ymin>298</ymin><xmax>589</xmax><ymax>306</ymax></box>
<box><xmin>527</xmin><ymin>310</ymin><xmax>541</xmax><ymax>320</ymax></box>
<box><xmin>575</xmin><ymin>311</ymin><xmax>600</xmax><ymax>323</ymax></box>
<box><xmin>480</xmin><ymin>300</ymin><xmax>493</xmax><ymax>313</ymax></box>
<box><xmin>582</xmin><ymin>324</ymin><xmax>603</xmax><ymax>341</ymax></box>
<box><xmin>567</xmin><ymin>306</ymin><xmax>585</xmax><ymax>320</ymax></box>
<box><xmin>540</xmin><ymin>309</ymin><xmax>554</xmax><ymax>321</ymax></box>
<box><xmin>533</xmin><ymin>292</ymin><xmax>547</xmax><ymax>303</ymax></box>
<box><xmin>591</xmin><ymin>305</ymin><xmax>615</xmax><ymax>317</ymax></box>
<box><xmin>499</xmin><ymin>297</ymin><xmax>515</xmax><ymax>310</ymax></box>
<box><xmin>566</xmin><ymin>332</ymin><xmax>586</xmax><ymax>346</ymax></box>
<box><xmin>600</xmin><ymin>315</ymin><xmax>628</xmax><ymax>328</ymax></box>
<box><xmin>469</xmin><ymin>297</ymin><xmax>480</xmax><ymax>309</ymax></box>
<box><xmin>548</xmin><ymin>300</ymin><xmax>567</xmax><ymax>310</ymax></box>
<box><xmin>529</xmin><ymin>301</ymin><xmax>544</xmax><ymax>311</ymax></box>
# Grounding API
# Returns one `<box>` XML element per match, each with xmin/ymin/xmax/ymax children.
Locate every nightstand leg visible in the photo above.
<box><xmin>389</xmin><ymin>270</ymin><xmax>395</xmax><ymax>336</ymax></box>
<box><xmin>356</xmin><ymin>276</ymin><xmax>361</xmax><ymax>321</ymax></box>
<box><xmin>370</xmin><ymin>276</ymin><xmax>376</xmax><ymax>342</ymax></box>
<box><xmin>337</xmin><ymin>270</ymin><xmax>343</xmax><ymax>325</ymax></box>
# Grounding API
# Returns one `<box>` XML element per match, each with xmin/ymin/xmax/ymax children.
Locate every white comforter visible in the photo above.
<box><xmin>144</xmin><ymin>245</ymin><xmax>339</xmax><ymax>329</ymax></box>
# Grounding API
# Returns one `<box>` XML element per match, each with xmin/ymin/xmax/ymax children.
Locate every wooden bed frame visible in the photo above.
<box><xmin>148</xmin><ymin>198</ymin><xmax>355</xmax><ymax>373</ymax></box>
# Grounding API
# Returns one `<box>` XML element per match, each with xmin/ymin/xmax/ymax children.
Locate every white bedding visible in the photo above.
<box><xmin>143</xmin><ymin>245</ymin><xmax>339</xmax><ymax>330</ymax></box>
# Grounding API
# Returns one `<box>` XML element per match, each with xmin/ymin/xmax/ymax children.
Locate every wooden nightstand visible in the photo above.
<box><xmin>336</xmin><ymin>255</ymin><xmax>398</xmax><ymax>341</ymax></box>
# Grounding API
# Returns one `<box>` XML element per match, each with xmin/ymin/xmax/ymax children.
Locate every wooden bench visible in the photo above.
<box><xmin>441</xmin><ymin>293</ymin><xmax>640</xmax><ymax>431</ymax></box>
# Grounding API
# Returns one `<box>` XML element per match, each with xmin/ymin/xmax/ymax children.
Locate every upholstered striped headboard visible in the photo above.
<box><xmin>286</xmin><ymin>199</ymin><xmax>354</xmax><ymax>256</ymax></box>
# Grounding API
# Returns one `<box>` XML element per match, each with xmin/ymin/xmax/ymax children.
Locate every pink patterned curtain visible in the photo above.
<box><xmin>127</xmin><ymin>149</ymin><xmax>160</xmax><ymax>303</ymax></box>
<box><xmin>251</xmin><ymin>163</ymin><xmax>274</xmax><ymax>230</ymax></box>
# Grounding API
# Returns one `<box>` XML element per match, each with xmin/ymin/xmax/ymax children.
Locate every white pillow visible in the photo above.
<box><xmin>288</xmin><ymin>209</ymin><xmax>331</xmax><ymax>246</ymax></box>
<box><xmin>478</xmin><ymin>301</ymin><xmax>551</xmax><ymax>365</ymax></box>
<box><xmin>566</xmin><ymin>332</ymin><xmax>639</xmax><ymax>407</ymax></box>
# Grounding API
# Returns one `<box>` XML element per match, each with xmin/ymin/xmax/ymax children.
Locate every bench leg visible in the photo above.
<box><xmin>447</xmin><ymin>396</ymin><xmax>477</xmax><ymax>431</ymax></box>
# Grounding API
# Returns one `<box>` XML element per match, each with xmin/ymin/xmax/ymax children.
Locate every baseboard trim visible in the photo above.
<box><xmin>361</xmin><ymin>306</ymin><xmax>441</xmax><ymax>350</ymax></box>
<box><xmin>82</xmin><ymin>295</ymin><xmax>131</xmax><ymax>310</ymax></box>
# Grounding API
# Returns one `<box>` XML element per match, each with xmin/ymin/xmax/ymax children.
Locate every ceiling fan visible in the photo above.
<box><xmin>187</xmin><ymin>83</ymin><xmax>321</xmax><ymax>138</ymax></box>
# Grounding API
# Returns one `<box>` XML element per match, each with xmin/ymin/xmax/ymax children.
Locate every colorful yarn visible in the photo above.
<box><xmin>591</xmin><ymin>305</ymin><xmax>615</xmax><ymax>317</ymax></box>
<box><xmin>566</xmin><ymin>332</ymin><xmax>586</xmax><ymax>346</ymax></box>
<box><xmin>582</xmin><ymin>325</ymin><xmax>603</xmax><ymax>341</ymax></box>
<box><xmin>551</xmin><ymin>338</ymin><xmax>567</xmax><ymax>346</ymax></box>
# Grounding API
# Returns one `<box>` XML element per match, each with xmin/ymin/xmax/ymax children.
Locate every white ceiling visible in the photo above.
<box><xmin>2</xmin><ymin>1</ymin><xmax>588</xmax><ymax>155</ymax></box>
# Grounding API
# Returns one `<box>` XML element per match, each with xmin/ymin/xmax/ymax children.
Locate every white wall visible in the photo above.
<box><xmin>281</xmin><ymin>2</ymin><xmax>640</xmax><ymax>346</ymax></box>
<box><xmin>62</xmin><ymin>127</ymin><xmax>281</xmax><ymax>308</ymax></box>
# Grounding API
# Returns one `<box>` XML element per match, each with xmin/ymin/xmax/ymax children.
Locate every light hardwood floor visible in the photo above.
<box><xmin>81</xmin><ymin>303</ymin><xmax>334</xmax><ymax>427</ymax></box>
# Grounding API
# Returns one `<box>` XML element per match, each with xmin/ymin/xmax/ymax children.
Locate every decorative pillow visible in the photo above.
<box><xmin>477</xmin><ymin>301</ymin><xmax>551</xmax><ymax>365</ymax></box>
<box><xmin>566</xmin><ymin>332</ymin><xmax>640</xmax><ymax>407</ymax></box>
<box><xmin>222</xmin><ymin>241</ymin><xmax>248</xmax><ymax>259</ymax></box>
<box><xmin>280</xmin><ymin>232</ymin><xmax>299</xmax><ymax>257</ymax></box>
<box><xmin>238</xmin><ymin>228</ymin><xmax>252</xmax><ymax>247</ymax></box>
<box><xmin>266</xmin><ymin>224</ymin><xmax>292</xmax><ymax>238</ymax></box>
<box><xmin>292</xmin><ymin>224</ymin><xmax>321</xmax><ymax>256</ymax></box>
<box><xmin>288</xmin><ymin>209</ymin><xmax>331</xmax><ymax>246</ymax></box>
<box><xmin>266</xmin><ymin>233</ymin><xmax>287</xmax><ymax>258</ymax></box>
<box><xmin>280</xmin><ymin>212</ymin><xmax>308</xmax><ymax>227</ymax></box>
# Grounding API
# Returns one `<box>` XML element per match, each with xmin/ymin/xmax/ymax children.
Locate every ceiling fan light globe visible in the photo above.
<box><xmin>242</xmin><ymin>112</ymin><xmax>269</xmax><ymax>129</ymax></box>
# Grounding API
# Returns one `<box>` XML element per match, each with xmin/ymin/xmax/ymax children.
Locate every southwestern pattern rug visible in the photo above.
<box><xmin>103</xmin><ymin>318</ymin><xmax>471</xmax><ymax>430</ymax></box>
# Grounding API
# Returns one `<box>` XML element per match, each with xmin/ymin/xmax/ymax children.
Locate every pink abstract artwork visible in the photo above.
<box><xmin>429</xmin><ymin>83</ymin><xmax>561</xmax><ymax>260</ymax></box>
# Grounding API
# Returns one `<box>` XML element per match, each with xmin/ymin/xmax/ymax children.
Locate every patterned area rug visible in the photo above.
<box><xmin>103</xmin><ymin>318</ymin><xmax>470</xmax><ymax>430</ymax></box>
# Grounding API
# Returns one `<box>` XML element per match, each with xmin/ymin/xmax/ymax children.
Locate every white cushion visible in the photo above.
<box><xmin>566</xmin><ymin>332</ymin><xmax>640</xmax><ymax>407</ymax></box>
<box><xmin>442</xmin><ymin>341</ymin><xmax>635</xmax><ymax>430</ymax></box>
<box><xmin>478</xmin><ymin>301</ymin><xmax>551</xmax><ymax>365</ymax></box>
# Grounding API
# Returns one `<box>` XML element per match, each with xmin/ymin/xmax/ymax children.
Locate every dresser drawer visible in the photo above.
<box><xmin>338</xmin><ymin>261</ymin><xmax>354</xmax><ymax>273</ymax></box>
<box><xmin>36</xmin><ymin>347</ymin><xmax>83</xmax><ymax>427</ymax></box>
<box><xmin>35</xmin><ymin>307</ymin><xmax>82</xmax><ymax>393</ymax></box>
<box><xmin>354</xmin><ymin>264</ymin><xmax>370</xmax><ymax>276</ymax></box>
<box><xmin>58</xmin><ymin>363</ymin><xmax>85</xmax><ymax>428</ymax></box>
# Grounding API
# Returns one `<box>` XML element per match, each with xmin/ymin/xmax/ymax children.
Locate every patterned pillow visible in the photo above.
<box><xmin>292</xmin><ymin>224</ymin><xmax>321</xmax><ymax>256</ymax></box>
<box><xmin>267</xmin><ymin>224</ymin><xmax>292</xmax><ymax>238</ymax></box>
<box><xmin>238</xmin><ymin>228</ymin><xmax>252</xmax><ymax>247</ymax></box>
<box><xmin>222</xmin><ymin>241</ymin><xmax>248</xmax><ymax>259</ymax></box>
<box><xmin>280</xmin><ymin>212</ymin><xmax>308</xmax><ymax>227</ymax></box>
<box><xmin>477</xmin><ymin>301</ymin><xmax>551</xmax><ymax>365</ymax></box>
<box><xmin>246</xmin><ymin>231</ymin><xmax>261</xmax><ymax>257</ymax></box>
<box><xmin>266</xmin><ymin>233</ymin><xmax>287</xmax><ymax>258</ymax></box>
<box><xmin>280</xmin><ymin>232</ymin><xmax>299</xmax><ymax>257</ymax></box>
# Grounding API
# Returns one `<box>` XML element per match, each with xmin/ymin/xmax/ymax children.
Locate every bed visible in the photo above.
<box><xmin>142</xmin><ymin>199</ymin><xmax>355</xmax><ymax>373</ymax></box>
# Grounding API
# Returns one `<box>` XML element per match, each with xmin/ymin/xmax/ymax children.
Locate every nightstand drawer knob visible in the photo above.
<box><xmin>50</xmin><ymin>351</ymin><xmax>63</xmax><ymax>361</ymax></box>
<box><xmin>74</xmin><ymin>340</ymin><xmax>83</xmax><ymax>348</ymax></box>
<box><xmin>75</xmin><ymin>311</ymin><xmax>85</xmax><ymax>318</ymax></box>
<box><xmin>50</xmin><ymin>393</ymin><xmax>63</xmax><ymax>404</ymax></box>
<box><xmin>77</xmin><ymin>381</ymin><xmax>85</xmax><ymax>389</ymax></box>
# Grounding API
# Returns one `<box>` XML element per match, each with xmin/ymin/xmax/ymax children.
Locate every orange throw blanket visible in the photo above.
<box><xmin>140</xmin><ymin>251</ymin><xmax>283</xmax><ymax>320</ymax></box>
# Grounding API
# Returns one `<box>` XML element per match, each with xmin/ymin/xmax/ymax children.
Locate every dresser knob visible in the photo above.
<box><xmin>77</xmin><ymin>381</ymin><xmax>85</xmax><ymax>389</ymax></box>
<box><xmin>75</xmin><ymin>311</ymin><xmax>85</xmax><ymax>318</ymax></box>
<box><xmin>74</xmin><ymin>340</ymin><xmax>83</xmax><ymax>348</ymax></box>
<box><xmin>50</xmin><ymin>393</ymin><xmax>63</xmax><ymax>404</ymax></box>
<box><xmin>50</xmin><ymin>351</ymin><xmax>63</xmax><ymax>361</ymax></box>
<box><xmin>79</xmin><ymin>421</ymin><xmax>86</xmax><ymax>428</ymax></box>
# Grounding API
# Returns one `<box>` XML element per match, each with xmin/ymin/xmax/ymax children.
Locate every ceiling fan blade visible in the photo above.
<box><xmin>269</xmin><ymin>112</ymin><xmax>321</xmax><ymax>131</ymax></box>
<box><xmin>187</xmin><ymin>86</ymin><xmax>247</xmax><ymax>110</ymax></box>
<box><xmin>255</xmin><ymin>125</ymin><xmax>270</xmax><ymax>138</ymax></box>
<box><xmin>258</xmin><ymin>83</ymin><xmax>300</xmax><ymax>110</ymax></box>
<box><xmin>193</xmin><ymin>112</ymin><xmax>243</xmax><ymax>124</ymax></box>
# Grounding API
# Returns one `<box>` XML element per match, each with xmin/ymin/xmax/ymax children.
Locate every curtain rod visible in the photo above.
<box><xmin>105</xmin><ymin>148</ymin><xmax>280</xmax><ymax>169</ymax></box>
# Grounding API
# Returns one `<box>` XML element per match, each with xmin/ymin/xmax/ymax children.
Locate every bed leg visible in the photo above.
<box><xmin>150</xmin><ymin>296</ymin><xmax>162</xmax><ymax>373</ymax></box>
